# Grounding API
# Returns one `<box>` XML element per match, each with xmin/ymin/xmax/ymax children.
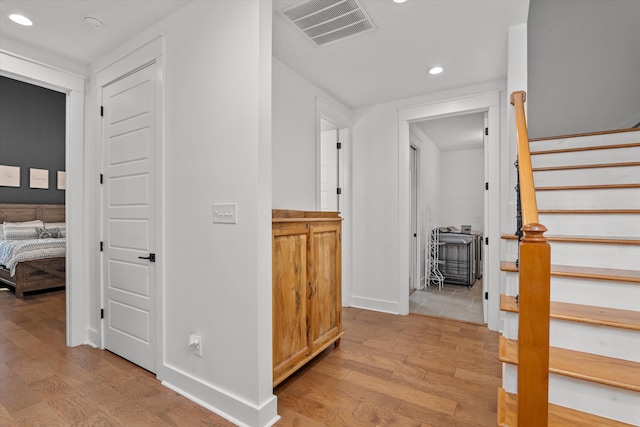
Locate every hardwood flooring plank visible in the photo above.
<box><xmin>1</xmin><ymin>290</ymin><xmax>504</xmax><ymax>426</ymax></box>
<box><xmin>11</xmin><ymin>401</ymin><xmax>71</xmax><ymax>426</ymax></box>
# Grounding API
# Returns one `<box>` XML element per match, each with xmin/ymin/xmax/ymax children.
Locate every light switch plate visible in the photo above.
<box><xmin>213</xmin><ymin>203</ymin><xmax>237</xmax><ymax>224</ymax></box>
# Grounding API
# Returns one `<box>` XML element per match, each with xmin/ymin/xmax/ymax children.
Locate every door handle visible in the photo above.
<box><xmin>138</xmin><ymin>253</ymin><xmax>156</xmax><ymax>262</ymax></box>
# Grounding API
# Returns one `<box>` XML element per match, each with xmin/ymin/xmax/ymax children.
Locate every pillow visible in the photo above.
<box><xmin>36</xmin><ymin>227</ymin><xmax>61</xmax><ymax>239</ymax></box>
<box><xmin>44</xmin><ymin>222</ymin><xmax>66</xmax><ymax>237</ymax></box>
<box><xmin>3</xmin><ymin>220</ymin><xmax>44</xmax><ymax>240</ymax></box>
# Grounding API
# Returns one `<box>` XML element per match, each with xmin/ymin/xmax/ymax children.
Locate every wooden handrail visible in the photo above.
<box><xmin>510</xmin><ymin>91</ymin><xmax>550</xmax><ymax>427</ymax></box>
<box><xmin>511</xmin><ymin>91</ymin><xmax>539</xmax><ymax>225</ymax></box>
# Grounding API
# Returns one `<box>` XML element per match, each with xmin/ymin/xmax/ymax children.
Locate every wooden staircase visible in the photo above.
<box><xmin>498</xmin><ymin>125</ymin><xmax>640</xmax><ymax>426</ymax></box>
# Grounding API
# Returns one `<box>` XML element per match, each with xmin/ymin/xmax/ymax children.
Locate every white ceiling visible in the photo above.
<box><xmin>273</xmin><ymin>0</ymin><xmax>529</xmax><ymax>108</ymax></box>
<box><xmin>415</xmin><ymin>112</ymin><xmax>486</xmax><ymax>152</ymax></box>
<box><xmin>0</xmin><ymin>0</ymin><xmax>189</xmax><ymax>67</ymax></box>
<box><xmin>0</xmin><ymin>0</ymin><xmax>529</xmax><ymax>110</ymax></box>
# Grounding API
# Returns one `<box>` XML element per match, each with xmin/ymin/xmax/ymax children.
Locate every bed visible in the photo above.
<box><xmin>0</xmin><ymin>203</ymin><xmax>66</xmax><ymax>298</ymax></box>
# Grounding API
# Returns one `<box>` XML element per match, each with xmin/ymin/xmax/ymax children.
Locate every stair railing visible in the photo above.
<box><xmin>510</xmin><ymin>91</ymin><xmax>551</xmax><ymax>426</ymax></box>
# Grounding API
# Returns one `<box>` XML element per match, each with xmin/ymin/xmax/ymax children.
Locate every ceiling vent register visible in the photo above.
<box><xmin>280</xmin><ymin>0</ymin><xmax>376</xmax><ymax>46</ymax></box>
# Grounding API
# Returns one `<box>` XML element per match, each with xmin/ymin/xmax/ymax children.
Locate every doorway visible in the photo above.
<box><xmin>408</xmin><ymin>112</ymin><xmax>486</xmax><ymax>324</ymax></box>
<box><xmin>0</xmin><ymin>50</ymin><xmax>86</xmax><ymax>346</ymax></box>
<box><xmin>398</xmin><ymin>91</ymin><xmax>500</xmax><ymax>330</ymax></box>
<box><xmin>101</xmin><ymin>62</ymin><xmax>158</xmax><ymax>372</ymax></box>
<box><xmin>316</xmin><ymin>98</ymin><xmax>352</xmax><ymax>306</ymax></box>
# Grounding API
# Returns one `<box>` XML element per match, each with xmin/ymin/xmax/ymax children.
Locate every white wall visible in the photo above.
<box><xmin>89</xmin><ymin>2</ymin><xmax>276</xmax><ymax>426</ymax></box>
<box><xmin>439</xmin><ymin>148</ymin><xmax>485</xmax><ymax>233</ymax></box>
<box><xmin>272</xmin><ymin>58</ymin><xmax>350</xmax><ymax>210</ymax></box>
<box><xmin>350</xmin><ymin>80</ymin><xmax>507</xmax><ymax>315</ymax></box>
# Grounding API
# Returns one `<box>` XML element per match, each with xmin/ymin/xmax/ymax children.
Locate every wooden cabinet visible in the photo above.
<box><xmin>272</xmin><ymin>210</ymin><xmax>343</xmax><ymax>386</ymax></box>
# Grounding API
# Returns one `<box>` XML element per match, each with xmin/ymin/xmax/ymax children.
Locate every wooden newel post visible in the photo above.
<box><xmin>518</xmin><ymin>223</ymin><xmax>550</xmax><ymax>426</ymax></box>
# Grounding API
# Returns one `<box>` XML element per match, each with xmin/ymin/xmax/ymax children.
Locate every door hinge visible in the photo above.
<box><xmin>485</xmin><ymin>127</ymin><xmax>489</xmax><ymax>136</ymax></box>
<box><xmin>100</xmin><ymin>106</ymin><xmax>104</xmax><ymax>117</ymax></box>
<box><xmin>485</xmin><ymin>182</ymin><xmax>489</xmax><ymax>190</ymax></box>
<box><xmin>100</xmin><ymin>174</ymin><xmax>103</xmax><ymax>184</ymax></box>
<box><xmin>337</xmin><ymin>142</ymin><xmax>342</xmax><ymax>149</ymax></box>
<box><xmin>485</xmin><ymin>237</ymin><xmax>489</xmax><ymax>245</ymax></box>
<box><xmin>100</xmin><ymin>309</ymin><xmax>104</xmax><ymax>319</ymax></box>
<box><xmin>337</xmin><ymin>187</ymin><xmax>342</xmax><ymax>195</ymax></box>
<box><xmin>485</xmin><ymin>292</ymin><xmax>489</xmax><ymax>300</ymax></box>
<box><xmin>100</xmin><ymin>241</ymin><xmax>104</xmax><ymax>252</ymax></box>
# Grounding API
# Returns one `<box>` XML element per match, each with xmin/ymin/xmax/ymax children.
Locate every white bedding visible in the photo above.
<box><xmin>0</xmin><ymin>238</ymin><xmax>66</xmax><ymax>276</ymax></box>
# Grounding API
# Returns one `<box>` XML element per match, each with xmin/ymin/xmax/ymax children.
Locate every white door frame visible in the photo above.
<box><xmin>0</xmin><ymin>50</ymin><xmax>86</xmax><ymax>346</ymax></box>
<box><xmin>316</xmin><ymin>97</ymin><xmax>352</xmax><ymax>306</ymax></box>
<box><xmin>96</xmin><ymin>37</ymin><xmax>164</xmax><ymax>373</ymax></box>
<box><xmin>398</xmin><ymin>91</ymin><xmax>501</xmax><ymax>331</ymax></box>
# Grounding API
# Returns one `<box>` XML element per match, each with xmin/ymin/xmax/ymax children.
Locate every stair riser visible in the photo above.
<box><xmin>539</xmin><ymin>213</ymin><xmax>640</xmax><ymax>238</ymax></box>
<box><xmin>537</xmin><ymin>188</ymin><xmax>640</xmax><ymax>210</ymax></box>
<box><xmin>530</xmin><ymin>130</ymin><xmax>640</xmax><ymax>152</ymax></box>
<box><xmin>503</xmin><ymin>239</ymin><xmax>640</xmax><ymax>270</ymax></box>
<box><xmin>503</xmin><ymin>365</ymin><xmax>640</xmax><ymax>425</ymax></box>
<box><xmin>551</xmin><ymin>276</ymin><xmax>640</xmax><ymax>311</ymax></box>
<box><xmin>503</xmin><ymin>274</ymin><xmax>640</xmax><ymax>310</ymax></box>
<box><xmin>531</xmin><ymin>146</ymin><xmax>640</xmax><ymax>168</ymax></box>
<box><xmin>551</xmin><ymin>241</ymin><xmax>640</xmax><ymax>271</ymax></box>
<box><xmin>502</xmin><ymin>312</ymin><xmax>640</xmax><ymax>362</ymax></box>
<box><xmin>533</xmin><ymin>165</ymin><xmax>640</xmax><ymax>187</ymax></box>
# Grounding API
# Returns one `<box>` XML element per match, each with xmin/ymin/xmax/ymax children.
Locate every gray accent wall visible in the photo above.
<box><xmin>527</xmin><ymin>0</ymin><xmax>640</xmax><ymax>138</ymax></box>
<box><xmin>0</xmin><ymin>76</ymin><xmax>65</xmax><ymax>204</ymax></box>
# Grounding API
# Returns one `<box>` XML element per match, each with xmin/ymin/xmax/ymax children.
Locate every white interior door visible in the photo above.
<box><xmin>482</xmin><ymin>112</ymin><xmax>489</xmax><ymax>324</ymax></box>
<box><xmin>320</xmin><ymin>123</ymin><xmax>339</xmax><ymax>211</ymax></box>
<box><xmin>410</xmin><ymin>146</ymin><xmax>418</xmax><ymax>290</ymax></box>
<box><xmin>102</xmin><ymin>63</ymin><xmax>157</xmax><ymax>372</ymax></box>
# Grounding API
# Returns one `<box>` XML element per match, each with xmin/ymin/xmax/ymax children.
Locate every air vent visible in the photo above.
<box><xmin>280</xmin><ymin>0</ymin><xmax>376</xmax><ymax>46</ymax></box>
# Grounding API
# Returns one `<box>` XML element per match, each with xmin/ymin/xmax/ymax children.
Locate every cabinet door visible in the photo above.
<box><xmin>308</xmin><ymin>224</ymin><xmax>342</xmax><ymax>353</ymax></box>
<box><xmin>272</xmin><ymin>227</ymin><xmax>309</xmax><ymax>383</ymax></box>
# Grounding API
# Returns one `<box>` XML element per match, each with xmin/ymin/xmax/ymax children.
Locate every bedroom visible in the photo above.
<box><xmin>0</xmin><ymin>76</ymin><xmax>67</xmax><ymax>298</ymax></box>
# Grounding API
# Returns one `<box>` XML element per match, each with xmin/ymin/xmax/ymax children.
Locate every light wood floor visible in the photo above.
<box><xmin>0</xmin><ymin>288</ymin><xmax>501</xmax><ymax>426</ymax></box>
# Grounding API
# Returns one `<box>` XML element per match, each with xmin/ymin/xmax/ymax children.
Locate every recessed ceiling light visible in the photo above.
<box><xmin>427</xmin><ymin>66</ymin><xmax>444</xmax><ymax>75</ymax></box>
<box><xmin>9</xmin><ymin>14</ymin><xmax>33</xmax><ymax>26</ymax></box>
<box><xmin>393</xmin><ymin>0</ymin><xmax>408</xmax><ymax>3</ymax></box>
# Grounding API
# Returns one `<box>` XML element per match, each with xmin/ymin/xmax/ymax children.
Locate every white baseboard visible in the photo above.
<box><xmin>159</xmin><ymin>364</ymin><xmax>279</xmax><ymax>427</ymax></box>
<box><xmin>349</xmin><ymin>295</ymin><xmax>402</xmax><ymax>314</ymax></box>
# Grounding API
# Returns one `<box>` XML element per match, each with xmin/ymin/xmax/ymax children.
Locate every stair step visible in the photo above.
<box><xmin>500</xmin><ymin>261</ymin><xmax>640</xmax><ymax>284</ymax></box>
<box><xmin>538</xmin><ymin>209</ymin><xmax>640</xmax><ymax>214</ymax></box>
<box><xmin>533</xmin><ymin>161</ymin><xmax>640</xmax><ymax>172</ymax></box>
<box><xmin>500</xmin><ymin>294</ymin><xmax>640</xmax><ymax>331</ymax></box>
<box><xmin>536</xmin><ymin>183</ymin><xmax>640</xmax><ymax>191</ymax></box>
<box><xmin>497</xmin><ymin>388</ymin><xmax>636</xmax><ymax>427</ymax></box>
<box><xmin>501</xmin><ymin>233</ymin><xmax>640</xmax><ymax>245</ymax></box>
<box><xmin>499</xmin><ymin>336</ymin><xmax>640</xmax><ymax>392</ymax></box>
<box><xmin>530</xmin><ymin>142</ymin><xmax>640</xmax><ymax>156</ymax></box>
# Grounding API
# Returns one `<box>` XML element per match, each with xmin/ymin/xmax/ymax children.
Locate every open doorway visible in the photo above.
<box><xmin>0</xmin><ymin>51</ymin><xmax>86</xmax><ymax>346</ymax></box>
<box><xmin>398</xmin><ymin>91</ymin><xmax>500</xmax><ymax>330</ymax></box>
<box><xmin>408</xmin><ymin>112</ymin><xmax>486</xmax><ymax>323</ymax></box>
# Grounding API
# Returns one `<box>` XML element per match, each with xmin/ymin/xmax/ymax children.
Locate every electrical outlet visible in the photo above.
<box><xmin>213</xmin><ymin>203</ymin><xmax>237</xmax><ymax>224</ymax></box>
<box><xmin>188</xmin><ymin>333</ymin><xmax>202</xmax><ymax>357</ymax></box>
